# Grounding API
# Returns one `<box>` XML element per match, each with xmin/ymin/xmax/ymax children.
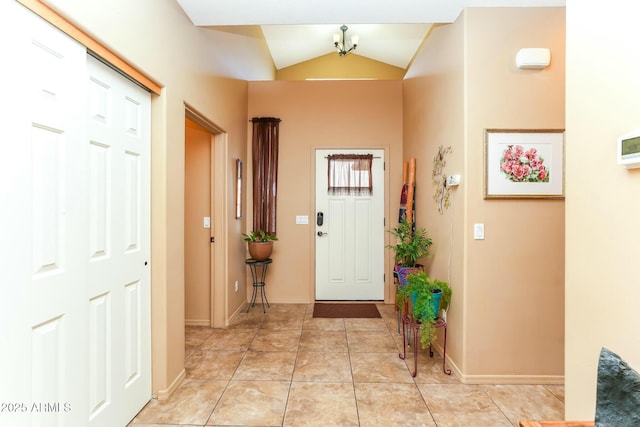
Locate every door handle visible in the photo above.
<box><xmin>317</xmin><ymin>231</ymin><xmax>327</xmax><ymax>237</ymax></box>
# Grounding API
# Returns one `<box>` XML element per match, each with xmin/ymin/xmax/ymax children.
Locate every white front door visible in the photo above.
<box><xmin>0</xmin><ymin>3</ymin><xmax>151</xmax><ymax>427</ymax></box>
<box><xmin>315</xmin><ymin>149</ymin><xmax>385</xmax><ymax>300</ymax></box>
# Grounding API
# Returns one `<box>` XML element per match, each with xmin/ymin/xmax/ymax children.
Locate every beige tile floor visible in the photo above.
<box><xmin>128</xmin><ymin>303</ymin><xmax>564</xmax><ymax>427</ymax></box>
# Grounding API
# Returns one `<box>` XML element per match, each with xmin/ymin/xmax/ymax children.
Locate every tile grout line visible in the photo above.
<box><xmin>344</xmin><ymin>317</ymin><xmax>364</xmax><ymax>427</ymax></box>
<box><xmin>479</xmin><ymin>385</ymin><xmax>519</xmax><ymax>427</ymax></box>
<box><xmin>278</xmin><ymin>308</ymin><xmax>305</xmax><ymax>427</ymax></box>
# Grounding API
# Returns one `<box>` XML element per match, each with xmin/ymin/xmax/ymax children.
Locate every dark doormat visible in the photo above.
<box><xmin>312</xmin><ymin>303</ymin><xmax>381</xmax><ymax>318</ymax></box>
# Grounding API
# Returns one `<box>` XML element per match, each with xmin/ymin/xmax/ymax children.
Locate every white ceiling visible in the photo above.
<box><xmin>176</xmin><ymin>0</ymin><xmax>566</xmax><ymax>70</ymax></box>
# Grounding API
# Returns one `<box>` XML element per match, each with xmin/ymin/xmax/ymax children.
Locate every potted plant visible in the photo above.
<box><xmin>243</xmin><ymin>229</ymin><xmax>278</xmax><ymax>261</ymax></box>
<box><xmin>387</xmin><ymin>218</ymin><xmax>433</xmax><ymax>285</ymax></box>
<box><xmin>396</xmin><ymin>271</ymin><xmax>451</xmax><ymax>349</ymax></box>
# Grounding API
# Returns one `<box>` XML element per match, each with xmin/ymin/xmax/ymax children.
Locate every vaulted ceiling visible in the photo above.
<box><xmin>176</xmin><ymin>0</ymin><xmax>565</xmax><ymax>71</ymax></box>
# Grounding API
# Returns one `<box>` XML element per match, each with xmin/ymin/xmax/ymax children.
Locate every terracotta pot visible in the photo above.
<box><xmin>248</xmin><ymin>241</ymin><xmax>273</xmax><ymax>261</ymax></box>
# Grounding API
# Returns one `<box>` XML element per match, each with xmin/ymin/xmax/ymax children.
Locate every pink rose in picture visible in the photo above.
<box><xmin>538</xmin><ymin>168</ymin><xmax>547</xmax><ymax>181</ymax></box>
<box><xmin>525</xmin><ymin>148</ymin><xmax>537</xmax><ymax>160</ymax></box>
<box><xmin>499</xmin><ymin>145</ymin><xmax>549</xmax><ymax>183</ymax></box>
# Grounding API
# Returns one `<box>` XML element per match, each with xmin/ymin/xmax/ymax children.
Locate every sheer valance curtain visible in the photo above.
<box><xmin>327</xmin><ymin>154</ymin><xmax>373</xmax><ymax>195</ymax></box>
<box><xmin>251</xmin><ymin>117</ymin><xmax>280</xmax><ymax>235</ymax></box>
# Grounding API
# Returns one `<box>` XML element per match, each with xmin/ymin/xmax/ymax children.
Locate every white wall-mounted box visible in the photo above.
<box><xmin>516</xmin><ymin>48</ymin><xmax>551</xmax><ymax>69</ymax></box>
<box><xmin>618</xmin><ymin>130</ymin><xmax>640</xmax><ymax>169</ymax></box>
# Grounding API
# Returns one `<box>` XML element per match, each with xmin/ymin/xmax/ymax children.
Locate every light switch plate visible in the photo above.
<box><xmin>296</xmin><ymin>215</ymin><xmax>309</xmax><ymax>224</ymax></box>
<box><xmin>473</xmin><ymin>223</ymin><xmax>484</xmax><ymax>240</ymax></box>
<box><xmin>203</xmin><ymin>217</ymin><xmax>211</xmax><ymax>228</ymax></box>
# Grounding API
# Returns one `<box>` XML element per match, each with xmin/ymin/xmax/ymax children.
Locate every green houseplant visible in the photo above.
<box><xmin>243</xmin><ymin>230</ymin><xmax>278</xmax><ymax>261</ymax></box>
<box><xmin>387</xmin><ymin>218</ymin><xmax>433</xmax><ymax>285</ymax></box>
<box><xmin>396</xmin><ymin>271</ymin><xmax>451</xmax><ymax>349</ymax></box>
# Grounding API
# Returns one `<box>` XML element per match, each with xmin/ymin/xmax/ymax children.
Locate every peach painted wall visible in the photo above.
<box><xmin>247</xmin><ymin>80</ymin><xmax>403</xmax><ymax>304</ymax></box>
<box><xmin>464</xmin><ymin>7</ymin><xmax>565</xmax><ymax>381</ymax></box>
<box><xmin>404</xmin><ymin>7</ymin><xmax>566</xmax><ymax>382</ymax></box>
<box><xmin>185</xmin><ymin>120</ymin><xmax>211</xmax><ymax>325</ymax></box>
<box><xmin>565</xmin><ymin>0</ymin><xmax>640</xmax><ymax>419</ymax></box>
<box><xmin>403</xmin><ymin>17</ymin><xmax>466</xmax><ymax>378</ymax></box>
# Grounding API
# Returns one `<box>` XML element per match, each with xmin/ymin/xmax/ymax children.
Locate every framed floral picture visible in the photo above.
<box><xmin>484</xmin><ymin>129</ymin><xmax>565</xmax><ymax>199</ymax></box>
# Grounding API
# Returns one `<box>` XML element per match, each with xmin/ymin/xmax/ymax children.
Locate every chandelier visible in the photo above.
<box><xmin>333</xmin><ymin>25</ymin><xmax>359</xmax><ymax>57</ymax></box>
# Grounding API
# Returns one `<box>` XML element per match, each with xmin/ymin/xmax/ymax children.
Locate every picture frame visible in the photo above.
<box><xmin>235</xmin><ymin>159</ymin><xmax>243</xmax><ymax>219</ymax></box>
<box><xmin>484</xmin><ymin>129</ymin><xmax>565</xmax><ymax>199</ymax></box>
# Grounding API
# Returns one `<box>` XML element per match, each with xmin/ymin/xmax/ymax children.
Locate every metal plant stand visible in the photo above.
<box><xmin>245</xmin><ymin>258</ymin><xmax>271</xmax><ymax>313</ymax></box>
<box><xmin>399</xmin><ymin>313</ymin><xmax>451</xmax><ymax>378</ymax></box>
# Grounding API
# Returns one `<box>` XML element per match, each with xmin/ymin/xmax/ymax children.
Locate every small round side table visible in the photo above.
<box><xmin>245</xmin><ymin>258</ymin><xmax>272</xmax><ymax>313</ymax></box>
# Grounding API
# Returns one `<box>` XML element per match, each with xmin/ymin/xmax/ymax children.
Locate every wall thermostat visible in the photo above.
<box><xmin>618</xmin><ymin>130</ymin><xmax>640</xmax><ymax>169</ymax></box>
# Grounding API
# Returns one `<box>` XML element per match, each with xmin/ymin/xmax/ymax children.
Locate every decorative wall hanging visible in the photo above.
<box><xmin>251</xmin><ymin>117</ymin><xmax>281</xmax><ymax>235</ymax></box>
<box><xmin>432</xmin><ymin>145</ymin><xmax>452</xmax><ymax>214</ymax></box>
<box><xmin>484</xmin><ymin>129</ymin><xmax>565</xmax><ymax>199</ymax></box>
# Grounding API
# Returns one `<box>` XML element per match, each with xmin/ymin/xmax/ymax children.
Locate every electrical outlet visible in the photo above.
<box><xmin>234</xmin><ymin>280</ymin><xmax>238</xmax><ymax>292</ymax></box>
<box><xmin>446</xmin><ymin>174</ymin><xmax>461</xmax><ymax>186</ymax></box>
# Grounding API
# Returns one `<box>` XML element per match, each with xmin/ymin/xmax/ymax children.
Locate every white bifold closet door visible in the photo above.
<box><xmin>0</xmin><ymin>2</ymin><xmax>151</xmax><ymax>427</ymax></box>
